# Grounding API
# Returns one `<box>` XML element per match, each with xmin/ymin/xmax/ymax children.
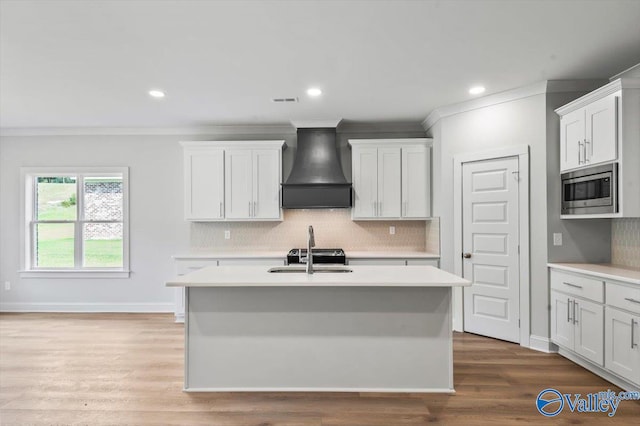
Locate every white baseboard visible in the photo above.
<box><xmin>529</xmin><ymin>335</ymin><xmax>559</xmax><ymax>353</ymax></box>
<box><xmin>0</xmin><ymin>302</ymin><xmax>174</xmax><ymax>313</ymax></box>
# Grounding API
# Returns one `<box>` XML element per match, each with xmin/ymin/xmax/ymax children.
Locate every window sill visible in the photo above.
<box><xmin>19</xmin><ymin>270</ymin><xmax>131</xmax><ymax>279</ymax></box>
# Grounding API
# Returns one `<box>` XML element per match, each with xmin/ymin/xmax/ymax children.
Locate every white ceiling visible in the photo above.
<box><xmin>1</xmin><ymin>0</ymin><xmax>639</xmax><ymax>129</ymax></box>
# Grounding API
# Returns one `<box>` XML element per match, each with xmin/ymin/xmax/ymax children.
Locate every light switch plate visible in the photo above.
<box><xmin>553</xmin><ymin>233</ymin><xmax>562</xmax><ymax>246</ymax></box>
<box><xmin>224</xmin><ymin>230</ymin><xmax>231</xmax><ymax>240</ymax></box>
<box><xmin>389</xmin><ymin>226</ymin><xmax>396</xmax><ymax>235</ymax></box>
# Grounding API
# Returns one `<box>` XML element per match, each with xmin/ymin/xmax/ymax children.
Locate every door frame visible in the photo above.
<box><xmin>452</xmin><ymin>145</ymin><xmax>530</xmax><ymax>348</ymax></box>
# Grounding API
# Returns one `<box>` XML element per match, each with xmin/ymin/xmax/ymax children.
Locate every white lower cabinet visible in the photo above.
<box><xmin>604</xmin><ymin>280</ymin><xmax>640</xmax><ymax>385</ymax></box>
<box><xmin>348</xmin><ymin>258</ymin><xmax>439</xmax><ymax>267</ymax></box>
<box><xmin>605</xmin><ymin>307</ymin><xmax>640</xmax><ymax>385</ymax></box>
<box><xmin>550</xmin><ymin>290</ymin><xmax>604</xmax><ymax>365</ymax></box>
<box><xmin>549</xmin><ymin>267</ymin><xmax>640</xmax><ymax>390</ymax></box>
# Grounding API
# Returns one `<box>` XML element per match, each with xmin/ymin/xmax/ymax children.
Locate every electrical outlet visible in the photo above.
<box><xmin>389</xmin><ymin>226</ymin><xmax>396</xmax><ymax>235</ymax></box>
<box><xmin>224</xmin><ymin>230</ymin><xmax>231</xmax><ymax>240</ymax></box>
<box><xmin>553</xmin><ymin>233</ymin><xmax>563</xmax><ymax>246</ymax></box>
<box><xmin>4</xmin><ymin>281</ymin><xmax>10</xmax><ymax>291</ymax></box>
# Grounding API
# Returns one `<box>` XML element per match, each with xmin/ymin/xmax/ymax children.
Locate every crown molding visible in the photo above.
<box><xmin>610</xmin><ymin>62</ymin><xmax>640</xmax><ymax>80</ymax></box>
<box><xmin>555</xmin><ymin>78</ymin><xmax>640</xmax><ymax>115</ymax></box>
<box><xmin>422</xmin><ymin>79</ymin><xmax>606</xmax><ymax>131</ymax></box>
<box><xmin>0</xmin><ymin>124</ymin><xmax>297</xmax><ymax>137</ymax></box>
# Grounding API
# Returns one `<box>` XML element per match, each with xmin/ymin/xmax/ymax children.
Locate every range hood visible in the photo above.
<box><xmin>281</xmin><ymin>126</ymin><xmax>352</xmax><ymax>209</ymax></box>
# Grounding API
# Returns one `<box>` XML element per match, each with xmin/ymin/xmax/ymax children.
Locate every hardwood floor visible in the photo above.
<box><xmin>1</xmin><ymin>313</ymin><xmax>638</xmax><ymax>425</ymax></box>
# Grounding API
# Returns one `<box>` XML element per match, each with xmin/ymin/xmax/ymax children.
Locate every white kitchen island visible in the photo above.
<box><xmin>166</xmin><ymin>265</ymin><xmax>471</xmax><ymax>393</ymax></box>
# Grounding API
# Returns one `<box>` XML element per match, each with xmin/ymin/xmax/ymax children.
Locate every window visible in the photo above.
<box><xmin>21</xmin><ymin>167</ymin><xmax>129</xmax><ymax>277</ymax></box>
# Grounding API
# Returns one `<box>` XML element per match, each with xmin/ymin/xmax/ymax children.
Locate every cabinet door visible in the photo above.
<box><xmin>585</xmin><ymin>95</ymin><xmax>617</xmax><ymax>165</ymax></box>
<box><xmin>184</xmin><ymin>148</ymin><xmax>224</xmax><ymax>220</ymax></box>
<box><xmin>560</xmin><ymin>109</ymin><xmax>585</xmax><ymax>172</ymax></box>
<box><xmin>551</xmin><ymin>291</ymin><xmax>575</xmax><ymax>349</ymax></box>
<box><xmin>377</xmin><ymin>147</ymin><xmax>401</xmax><ymax>218</ymax></box>
<box><xmin>352</xmin><ymin>147</ymin><xmax>379</xmax><ymax>218</ymax></box>
<box><xmin>252</xmin><ymin>149</ymin><xmax>281</xmax><ymax>219</ymax></box>
<box><xmin>402</xmin><ymin>146</ymin><xmax>430</xmax><ymax>218</ymax></box>
<box><xmin>574</xmin><ymin>298</ymin><xmax>604</xmax><ymax>366</ymax></box>
<box><xmin>225</xmin><ymin>149</ymin><xmax>253</xmax><ymax>219</ymax></box>
<box><xmin>605</xmin><ymin>307</ymin><xmax>640</xmax><ymax>385</ymax></box>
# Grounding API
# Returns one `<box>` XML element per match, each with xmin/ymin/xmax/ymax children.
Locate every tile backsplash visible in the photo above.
<box><xmin>612</xmin><ymin>218</ymin><xmax>640</xmax><ymax>268</ymax></box>
<box><xmin>190</xmin><ymin>210</ymin><xmax>434</xmax><ymax>252</ymax></box>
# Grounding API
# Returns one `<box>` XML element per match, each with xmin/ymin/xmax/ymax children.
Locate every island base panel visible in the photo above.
<box><xmin>185</xmin><ymin>286</ymin><xmax>453</xmax><ymax>392</ymax></box>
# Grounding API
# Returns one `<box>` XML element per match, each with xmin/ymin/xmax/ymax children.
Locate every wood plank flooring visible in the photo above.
<box><xmin>1</xmin><ymin>313</ymin><xmax>638</xmax><ymax>425</ymax></box>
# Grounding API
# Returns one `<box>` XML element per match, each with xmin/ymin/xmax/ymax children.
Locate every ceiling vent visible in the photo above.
<box><xmin>271</xmin><ymin>97</ymin><xmax>298</xmax><ymax>103</ymax></box>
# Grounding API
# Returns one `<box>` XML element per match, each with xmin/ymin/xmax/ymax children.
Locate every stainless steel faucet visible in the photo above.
<box><xmin>306</xmin><ymin>225</ymin><xmax>315</xmax><ymax>274</ymax></box>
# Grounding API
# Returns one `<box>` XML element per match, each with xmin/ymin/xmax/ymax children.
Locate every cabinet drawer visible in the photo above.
<box><xmin>348</xmin><ymin>259</ymin><xmax>407</xmax><ymax>266</ymax></box>
<box><xmin>550</xmin><ymin>270</ymin><xmax>604</xmax><ymax>303</ymax></box>
<box><xmin>606</xmin><ymin>281</ymin><xmax>640</xmax><ymax>314</ymax></box>
<box><xmin>175</xmin><ymin>260</ymin><xmax>218</xmax><ymax>275</ymax></box>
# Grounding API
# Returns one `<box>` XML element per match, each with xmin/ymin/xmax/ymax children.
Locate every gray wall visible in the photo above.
<box><xmin>0</xmin><ymin>124</ymin><xmax>425</xmax><ymax>311</ymax></box>
<box><xmin>428</xmin><ymin>86</ymin><xmax>611</xmax><ymax>340</ymax></box>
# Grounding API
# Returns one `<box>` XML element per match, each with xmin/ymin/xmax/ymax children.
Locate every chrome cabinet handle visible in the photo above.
<box><xmin>624</xmin><ymin>298</ymin><xmax>640</xmax><ymax>305</ymax></box>
<box><xmin>632</xmin><ymin>319</ymin><xmax>638</xmax><ymax>349</ymax></box>
<box><xmin>578</xmin><ymin>141</ymin><xmax>583</xmax><ymax>164</ymax></box>
<box><xmin>563</xmin><ymin>282</ymin><xmax>583</xmax><ymax>289</ymax></box>
<box><xmin>573</xmin><ymin>301</ymin><xmax>578</xmax><ymax>325</ymax></box>
<box><xmin>567</xmin><ymin>298</ymin><xmax>572</xmax><ymax>323</ymax></box>
<box><xmin>584</xmin><ymin>139</ymin><xmax>590</xmax><ymax>163</ymax></box>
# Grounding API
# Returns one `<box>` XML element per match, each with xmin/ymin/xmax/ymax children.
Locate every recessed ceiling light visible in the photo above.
<box><xmin>149</xmin><ymin>89</ymin><xmax>165</xmax><ymax>98</ymax></box>
<box><xmin>469</xmin><ymin>86</ymin><xmax>486</xmax><ymax>95</ymax></box>
<box><xmin>306</xmin><ymin>87</ymin><xmax>322</xmax><ymax>97</ymax></box>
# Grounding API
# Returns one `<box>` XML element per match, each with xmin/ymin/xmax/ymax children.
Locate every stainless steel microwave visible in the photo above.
<box><xmin>561</xmin><ymin>163</ymin><xmax>617</xmax><ymax>215</ymax></box>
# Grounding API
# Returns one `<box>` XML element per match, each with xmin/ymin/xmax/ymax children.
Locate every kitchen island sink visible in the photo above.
<box><xmin>166</xmin><ymin>265</ymin><xmax>470</xmax><ymax>393</ymax></box>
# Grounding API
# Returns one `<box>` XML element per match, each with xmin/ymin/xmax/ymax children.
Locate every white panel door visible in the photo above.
<box><xmin>605</xmin><ymin>307</ymin><xmax>640</xmax><ymax>385</ymax></box>
<box><xmin>585</xmin><ymin>95</ymin><xmax>617</xmax><ymax>165</ymax></box>
<box><xmin>560</xmin><ymin>109</ymin><xmax>585</xmax><ymax>171</ymax></box>
<box><xmin>225</xmin><ymin>149</ymin><xmax>253</xmax><ymax>219</ymax></box>
<box><xmin>184</xmin><ymin>148</ymin><xmax>224</xmax><ymax>220</ymax></box>
<box><xmin>551</xmin><ymin>291</ymin><xmax>575</xmax><ymax>349</ymax></box>
<box><xmin>252</xmin><ymin>149</ymin><xmax>281</xmax><ymax>219</ymax></box>
<box><xmin>352</xmin><ymin>147</ymin><xmax>379</xmax><ymax>218</ymax></box>
<box><xmin>574</xmin><ymin>298</ymin><xmax>604</xmax><ymax>365</ymax></box>
<box><xmin>462</xmin><ymin>156</ymin><xmax>520</xmax><ymax>343</ymax></box>
<box><xmin>402</xmin><ymin>146</ymin><xmax>430</xmax><ymax>218</ymax></box>
<box><xmin>377</xmin><ymin>147</ymin><xmax>401</xmax><ymax>218</ymax></box>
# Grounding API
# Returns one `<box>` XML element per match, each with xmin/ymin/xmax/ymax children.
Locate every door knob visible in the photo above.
<box><xmin>463</xmin><ymin>253</ymin><xmax>472</xmax><ymax>259</ymax></box>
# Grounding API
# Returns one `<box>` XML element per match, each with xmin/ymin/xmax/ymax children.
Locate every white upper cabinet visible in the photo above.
<box><xmin>559</xmin><ymin>93</ymin><xmax>617</xmax><ymax>172</ymax></box>
<box><xmin>181</xmin><ymin>141</ymin><xmax>284</xmax><ymax>222</ymax></box>
<box><xmin>349</xmin><ymin>139</ymin><xmax>432</xmax><ymax>220</ymax></box>
<box><xmin>402</xmin><ymin>145</ymin><xmax>431</xmax><ymax>218</ymax></box>
<box><xmin>584</xmin><ymin>95</ymin><xmax>617</xmax><ymax>166</ymax></box>
<box><xmin>183</xmin><ymin>147</ymin><xmax>224</xmax><ymax>220</ymax></box>
<box><xmin>560</xmin><ymin>108</ymin><xmax>586</xmax><ymax>171</ymax></box>
<box><xmin>251</xmin><ymin>149</ymin><xmax>281</xmax><ymax>219</ymax></box>
<box><xmin>377</xmin><ymin>148</ymin><xmax>402</xmax><ymax>218</ymax></box>
<box><xmin>556</xmin><ymin>78</ymin><xmax>640</xmax><ymax>217</ymax></box>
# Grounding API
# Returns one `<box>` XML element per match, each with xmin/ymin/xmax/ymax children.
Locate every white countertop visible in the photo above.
<box><xmin>173</xmin><ymin>251</ymin><xmax>286</xmax><ymax>260</ymax></box>
<box><xmin>548</xmin><ymin>263</ymin><xmax>640</xmax><ymax>285</ymax></box>
<box><xmin>166</xmin><ymin>265</ymin><xmax>469</xmax><ymax>288</ymax></box>
<box><xmin>346</xmin><ymin>251</ymin><xmax>439</xmax><ymax>259</ymax></box>
<box><xmin>173</xmin><ymin>250</ymin><xmax>439</xmax><ymax>260</ymax></box>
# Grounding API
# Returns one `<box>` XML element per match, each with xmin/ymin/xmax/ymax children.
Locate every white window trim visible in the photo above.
<box><xmin>19</xmin><ymin>167</ymin><xmax>130</xmax><ymax>278</ymax></box>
